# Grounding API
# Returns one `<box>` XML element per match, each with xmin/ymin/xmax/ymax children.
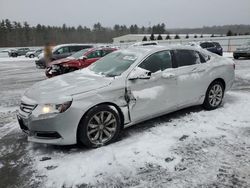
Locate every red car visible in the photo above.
<box><xmin>45</xmin><ymin>47</ymin><xmax>118</xmax><ymax>78</ymax></box>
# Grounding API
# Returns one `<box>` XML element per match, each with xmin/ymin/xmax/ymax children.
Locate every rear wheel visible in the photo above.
<box><xmin>233</xmin><ymin>55</ymin><xmax>239</xmax><ymax>59</ymax></box>
<box><xmin>29</xmin><ymin>54</ymin><xmax>35</xmax><ymax>58</ymax></box>
<box><xmin>78</xmin><ymin>105</ymin><xmax>121</xmax><ymax>148</ymax></box>
<box><xmin>203</xmin><ymin>81</ymin><xmax>224</xmax><ymax>110</ymax></box>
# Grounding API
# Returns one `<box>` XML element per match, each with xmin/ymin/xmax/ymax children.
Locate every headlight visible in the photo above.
<box><xmin>41</xmin><ymin>101</ymin><xmax>72</xmax><ymax>114</ymax></box>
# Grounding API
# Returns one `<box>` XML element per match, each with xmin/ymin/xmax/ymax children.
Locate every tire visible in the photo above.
<box><xmin>78</xmin><ymin>105</ymin><xmax>121</xmax><ymax>148</ymax></box>
<box><xmin>29</xmin><ymin>54</ymin><xmax>35</xmax><ymax>58</ymax></box>
<box><xmin>203</xmin><ymin>81</ymin><xmax>224</xmax><ymax>110</ymax></box>
<box><xmin>233</xmin><ymin>56</ymin><xmax>239</xmax><ymax>59</ymax></box>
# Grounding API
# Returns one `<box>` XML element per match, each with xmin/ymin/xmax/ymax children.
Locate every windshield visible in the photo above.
<box><xmin>89</xmin><ymin>50</ymin><xmax>138</xmax><ymax>77</ymax></box>
<box><xmin>70</xmin><ymin>49</ymin><xmax>90</xmax><ymax>59</ymax></box>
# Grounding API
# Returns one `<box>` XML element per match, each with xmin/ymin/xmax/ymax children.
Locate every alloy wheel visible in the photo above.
<box><xmin>87</xmin><ymin>111</ymin><xmax>117</xmax><ymax>145</ymax></box>
<box><xmin>208</xmin><ymin>84</ymin><xmax>223</xmax><ymax>107</ymax></box>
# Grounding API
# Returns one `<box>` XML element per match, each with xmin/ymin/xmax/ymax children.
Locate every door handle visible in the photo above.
<box><xmin>162</xmin><ymin>72</ymin><xmax>176</xmax><ymax>79</ymax></box>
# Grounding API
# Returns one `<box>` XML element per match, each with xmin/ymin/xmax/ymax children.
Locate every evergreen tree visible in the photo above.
<box><xmin>157</xmin><ymin>34</ymin><xmax>163</xmax><ymax>40</ymax></box>
<box><xmin>226</xmin><ymin>30</ymin><xmax>233</xmax><ymax>36</ymax></box>
<box><xmin>194</xmin><ymin>34</ymin><xmax>197</xmax><ymax>38</ymax></box>
<box><xmin>166</xmin><ymin>34</ymin><xmax>171</xmax><ymax>40</ymax></box>
<box><xmin>142</xmin><ymin>36</ymin><xmax>147</xmax><ymax>41</ymax></box>
<box><xmin>185</xmin><ymin>34</ymin><xmax>189</xmax><ymax>39</ymax></box>
<box><xmin>150</xmin><ymin>33</ymin><xmax>155</xmax><ymax>40</ymax></box>
<box><xmin>200</xmin><ymin>34</ymin><xmax>203</xmax><ymax>38</ymax></box>
<box><xmin>174</xmin><ymin>34</ymin><xmax>180</xmax><ymax>39</ymax></box>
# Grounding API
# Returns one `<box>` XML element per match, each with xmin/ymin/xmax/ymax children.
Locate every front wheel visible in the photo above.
<box><xmin>203</xmin><ymin>81</ymin><xmax>224</xmax><ymax>110</ymax></box>
<box><xmin>78</xmin><ymin>105</ymin><xmax>121</xmax><ymax>148</ymax></box>
<box><xmin>233</xmin><ymin>55</ymin><xmax>239</xmax><ymax>59</ymax></box>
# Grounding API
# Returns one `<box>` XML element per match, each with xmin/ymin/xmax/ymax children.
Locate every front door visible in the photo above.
<box><xmin>127</xmin><ymin>50</ymin><xmax>178</xmax><ymax>123</ymax></box>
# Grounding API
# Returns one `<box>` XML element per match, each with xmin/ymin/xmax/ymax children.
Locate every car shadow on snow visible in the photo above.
<box><xmin>30</xmin><ymin>105</ymin><xmax>205</xmax><ymax>154</ymax></box>
<box><xmin>29</xmin><ymin>92</ymin><xmax>239</xmax><ymax>154</ymax></box>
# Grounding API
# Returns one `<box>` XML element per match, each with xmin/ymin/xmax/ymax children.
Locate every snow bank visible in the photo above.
<box><xmin>0</xmin><ymin>56</ymin><xmax>36</xmax><ymax>62</ymax></box>
<box><xmin>223</xmin><ymin>52</ymin><xmax>233</xmax><ymax>58</ymax></box>
<box><xmin>30</xmin><ymin>90</ymin><xmax>250</xmax><ymax>187</ymax></box>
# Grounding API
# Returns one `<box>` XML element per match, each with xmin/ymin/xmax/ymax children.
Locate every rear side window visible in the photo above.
<box><xmin>139</xmin><ymin>51</ymin><xmax>172</xmax><ymax>73</ymax></box>
<box><xmin>174</xmin><ymin>50</ymin><xmax>201</xmax><ymax>67</ymax></box>
<box><xmin>213</xmin><ymin>42</ymin><xmax>222</xmax><ymax>48</ymax></box>
<box><xmin>199</xmin><ymin>52</ymin><xmax>210</xmax><ymax>63</ymax></box>
<box><xmin>206</xmin><ymin>43</ymin><xmax>215</xmax><ymax>48</ymax></box>
<box><xmin>102</xmin><ymin>49</ymin><xmax>114</xmax><ymax>57</ymax></box>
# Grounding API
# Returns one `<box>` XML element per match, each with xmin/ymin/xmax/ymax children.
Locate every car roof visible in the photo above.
<box><xmin>127</xmin><ymin>44</ymin><xmax>203</xmax><ymax>54</ymax></box>
<box><xmin>52</xmin><ymin>43</ymin><xmax>94</xmax><ymax>51</ymax></box>
<box><xmin>82</xmin><ymin>47</ymin><xmax>117</xmax><ymax>54</ymax></box>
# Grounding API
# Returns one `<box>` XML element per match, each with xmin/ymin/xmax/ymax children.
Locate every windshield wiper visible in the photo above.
<box><xmin>105</xmin><ymin>73</ymin><xmax>118</xmax><ymax>77</ymax></box>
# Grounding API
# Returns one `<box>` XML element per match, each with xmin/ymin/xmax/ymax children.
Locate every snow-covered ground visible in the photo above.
<box><xmin>0</xmin><ymin>55</ymin><xmax>250</xmax><ymax>187</ymax></box>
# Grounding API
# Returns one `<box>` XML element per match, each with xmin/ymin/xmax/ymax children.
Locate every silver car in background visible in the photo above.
<box><xmin>17</xmin><ymin>45</ymin><xmax>235</xmax><ymax>147</ymax></box>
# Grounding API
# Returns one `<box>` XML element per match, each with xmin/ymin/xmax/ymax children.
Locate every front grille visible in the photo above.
<box><xmin>20</xmin><ymin>102</ymin><xmax>37</xmax><ymax>114</ymax></box>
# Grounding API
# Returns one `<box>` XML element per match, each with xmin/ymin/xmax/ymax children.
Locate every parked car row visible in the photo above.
<box><xmin>25</xmin><ymin>48</ymin><xmax>43</xmax><ymax>58</ymax></box>
<box><xmin>17</xmin><ymin>45</ymin><xmax>235</xmax><ymax>147</ymax></box>
<box><xmin>233</xmin><ymin>41</ymin><xmax>250</xmax><ymax>59</ymax></box>
<box><xmin>189</xmin><ymin>41</ymin><xmax>223</xmax><ymax>56</ymax></box>
<box><xmin>6</xmin><ymin>47</ymin><xmax>43</xmax><ymax>58</ymax></box>
<box><xmin>35</xmin><ymin>44</ymin><xmax>94</xmax><ymax>68</ymax></box>
<box><xmin>45</xmin><ymin>47</ymin><xmax>117</xmax><ymax>78</ymax></box>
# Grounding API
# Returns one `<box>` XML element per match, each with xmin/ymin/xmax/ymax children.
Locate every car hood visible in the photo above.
<box><xmin>24</xmin><ymin>69</ymin><xmax>112</xmax><ymax>103</ymax></box>
<box><xmin>50</xmin><ymin>57</ymin><xmax>75</xmax><ymax>66</ymax></box>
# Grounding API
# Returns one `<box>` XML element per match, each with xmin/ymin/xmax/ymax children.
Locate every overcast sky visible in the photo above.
<box><xmin>0</xmin><ymin>0</ymin><xmax>250</xmax><ymax>28</ymax></box>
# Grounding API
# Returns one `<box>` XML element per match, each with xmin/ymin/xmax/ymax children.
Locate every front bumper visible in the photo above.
<box><xmin>17</xmin><ymin>102</ymin><xmax>83</xmax><ymax>145</ymax></box>
<box><xmin>35</xmin><ymin>59</ymin><xmax>46</xmax><ymax>69</ymax></box>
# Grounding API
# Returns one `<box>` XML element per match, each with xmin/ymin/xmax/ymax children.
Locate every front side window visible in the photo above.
<box><xmin>87</xmin><ymin>50</ymin><xmax>102</xmax><ymax>59</ymax></box>
<box><xmin>56</xmin><ymin>47</ymin><xmax>69</xmax><ymax>54</ymax></box>
<box><xmin>174</xmin><ymin>50</ymin><xmax>201</xmax><ymax>67</ymax></box>
<box><xmin>70</xmin><ymin>49</ymin><xmax>89</xmax><ymax>59</ymax></box>
<box><xmin>200</xmin><ymin>43</ymin><xmax>207</xmax><ymax>48</ymax></box>
<box><xmin>139</xmin><ymin>51</ymin><xmax>172</xmax><ymax>73</ymax></box>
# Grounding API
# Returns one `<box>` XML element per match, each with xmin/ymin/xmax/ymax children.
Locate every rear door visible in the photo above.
<box><xmin>172</xmin><ymin>49</ymin><xmax>207</xmax><ymax>107</ymax></box>
<box><xmin>53</xmin><ymin>46</ymin><xmax>70</xmax><ymax>59</ymax></box>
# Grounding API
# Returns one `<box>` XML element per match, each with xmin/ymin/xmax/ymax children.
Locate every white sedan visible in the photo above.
<box><xmin>17</xmin><ymin>45</ymin><xmax>235</xmax><ymax>147</ymax></box>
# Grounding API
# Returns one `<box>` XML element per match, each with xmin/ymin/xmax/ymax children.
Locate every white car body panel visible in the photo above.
<box><xmin>18</xmin><ymin>45</ymin><xmax>235</xmax><ymax>145</ymax></box>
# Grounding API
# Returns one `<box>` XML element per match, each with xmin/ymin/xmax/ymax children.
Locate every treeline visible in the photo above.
<box><xmin>0</xmin><ymin>19</ymin><xmax>166</xmax><ymax>47</ymax></box>
<box><xmin>168</xmin><ymin>24</ymin><xmax>250</xmax><ymax>35</ymax></box>
<box><xmin>1</xmin><ymin>19</ymin><xmax>249</xmax><ymax>47</ymax></box>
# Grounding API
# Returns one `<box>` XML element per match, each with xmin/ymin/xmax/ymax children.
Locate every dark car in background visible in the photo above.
<box><xmin>35</xmin><ymin>44</ymin><xmax>94</xmax><ymax>68</ymax></box>
<box><xmin>9</xmin><ymin>48</ymin><xmax>31</xmax><ymax>57</ymax></box>
<box><xmin>233</xmin><ymin>41</ymin><xmax>250</xmax><ymax>59</ymax></box>
<box><xmin>45</xmin><ymin>47</ymin><xmax>118</xmax><ymax>78</ymax></box>
<box><xmin>199</xmin><ymin>42</ymin><xmax>223</xmax><ymax>56</ymax></box>
<box><xmin>25</xmin><ymin>48</ymin><xmax>43</xmax><ymax>58</ymax></box>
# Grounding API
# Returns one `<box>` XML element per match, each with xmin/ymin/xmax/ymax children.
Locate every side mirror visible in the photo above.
<box><xmin>80</xmin><ymin>55</ymin><xmax>87</xmax><ymax>60</ymax></box>
<box><xmin>54</xmin><ymin>51</ymin><xmax>60</xmax><ymax>55</ymax></box>
<box><xmin>128</xmin><ymin>67</ymin><xmax>151</xmax><ymax>80</ymax></box>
